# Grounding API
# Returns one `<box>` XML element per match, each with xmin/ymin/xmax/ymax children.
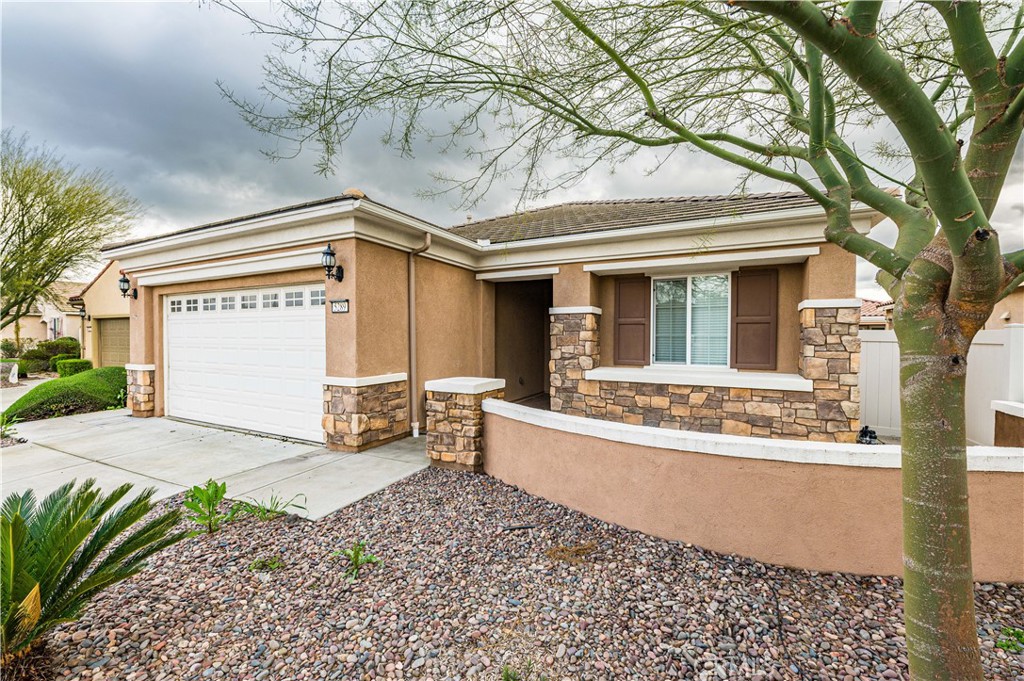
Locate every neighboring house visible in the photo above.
<box><xmin>1</xmin><ymin>280</ymin><xmax>87</xmax><ymax>345</ymax></box>
<box><xmin>69</xmin><ymin>261</ymin><xmax>131</xmax><ymax>367</ymax></box>
<box><xmin>859</xmin><ymin>299</ymin><xmax>890</xmax><ymax>329</ymax></box>
<box><xmin>104</xmin><ymin>190</ymin><xmax>880</xmax><ymax>447</ymax></box>
<box><xmin>861</xmin><ymin>286</ymin><xmax>1021</xmax><ymax>330</ymax></box>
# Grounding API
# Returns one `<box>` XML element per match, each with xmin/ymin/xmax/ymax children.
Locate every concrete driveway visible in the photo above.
<box><xmin>1</xmin><ymin>410</ymin><xmax>427</xmax><ymax>519</ymax></box>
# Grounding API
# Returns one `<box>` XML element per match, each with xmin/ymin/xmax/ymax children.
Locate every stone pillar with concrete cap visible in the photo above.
<box><xmin>125</xmin><ymin>363</ymin><xmax>156</xmax><ymax>417</ymax></box>
<box><xmin>424</xmin><ymin>377</ymin><xmax>505</xmax><ymax>472</ymax></box>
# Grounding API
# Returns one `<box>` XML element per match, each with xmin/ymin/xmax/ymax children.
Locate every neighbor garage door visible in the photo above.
<box><xmin>165</xmin><ymin>284</ymin><xmax>326</xmax><ymax>441</ymax></box>
<box><xmin>97</xmin><ymin>318</ymin><xmax>130</xmax><ymax>367</ymax></box>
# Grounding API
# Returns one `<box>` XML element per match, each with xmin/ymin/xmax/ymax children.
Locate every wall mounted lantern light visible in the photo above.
<box><xmin>118</xmin><ymin>273</ymin><xmax>138</xmax><ymax>299</ymax></box>
<box><xmin>321</xmin><ymin>243</ymin><xmax>345</xmax><ymax>282</ymax></box>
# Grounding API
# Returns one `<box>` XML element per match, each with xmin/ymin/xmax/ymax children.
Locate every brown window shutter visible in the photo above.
<box><xmin>731</xmin><ymin>268</ymin><xmax>777</xmax><ymax>370</ymax></box>
<box><xmin>615</xmin><ymin>276</ymin><xmax>650</xmax><ymax>366</ymax></box>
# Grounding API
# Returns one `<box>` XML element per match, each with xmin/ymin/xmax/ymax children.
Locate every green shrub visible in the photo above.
<box><xmin>0</xmin><ymin>480</ymin><xmax>186</xmax><ymax>662</ymax></box>
<box><xmin>36</xmin><ymin>337</ymin><xmax>80</xmax><ymax>359</ymax></box>
<box><xmin>19</xmin><ymin>348</ymin><xmax>49</xmax><ymax>361</ymax></box>
<box><xmin>1</xmin><ymin>367</ymin><xmax>127</xmax><ymax>421</ymax></box>
<box><xmin>56</xmin><ymin>359</ymin><xmax>93</xmax><ymax>377</ymax></box>
<box><xmin>16</xmin><ymin>358</ymin><xmax>49</xmax><ymax>376</ymax></box>
<box><xmin>1</xmin><ymin>339</ymin><xmax>20</xmax><ymax>358</ymax></box>
<box><xmin>48</xmin><ymin>353</ymin><xmax>77</xmax><ymax>371</ymax></box>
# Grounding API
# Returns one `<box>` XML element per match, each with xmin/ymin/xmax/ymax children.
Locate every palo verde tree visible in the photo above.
<box><xmin>218</xmin><ymin>2</ymin><xmax>1024</xmax><ymax>677</ymax></box>
<box><xmin>1</xmin><ymin>129</ymin><xmax>139</xmax><ymax>333</ymax></box>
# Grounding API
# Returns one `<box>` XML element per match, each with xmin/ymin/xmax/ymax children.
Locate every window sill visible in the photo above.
<box><xmin>584</xmin><ymin>366</ymin><xmax>813</xmax><ymax>392</ymax></box>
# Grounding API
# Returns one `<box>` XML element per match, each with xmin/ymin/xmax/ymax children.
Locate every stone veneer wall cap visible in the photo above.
<box><xmin>991</xmin><ymin>400</ymin><xmax>1024</xmax><ymax>418</ymax></box>
<box><xmin>797</xmin><ymin>298</ymin><xmax>862</xmax><ymax>310</ymax></box>
<box><xmin>424</xmin><ymin>377</ymin><xmax>506</xmax><ymax>394</ymax></box>
<box><xmin>584</xmin><ymin>366</ymin><xmax>814</xmax><ymax>392</ymax></box>
<box><xmin>549</xmin><ymin>306</ymin><xmax>603</xmax><ymax>315</ymax></box>
<box><xmin>125</xmin><ymin>364</ymin><xmax>157</xmax><ymax>371</ymax></box>
<box><xmin>324</xmin><ymin>373</ymin><xmax>408</xmax><ymax>387</ymax></box>
<box><xmin>483</xmin><ymin>399</ymin><xmax>1024</xmax><ymax>472</ymax></box>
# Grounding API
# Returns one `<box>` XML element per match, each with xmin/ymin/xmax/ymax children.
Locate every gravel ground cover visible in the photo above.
<box><xmin>45</xmin><ymin>468</ymin><xmax>1023</xmax><ymax>680</ymax></box>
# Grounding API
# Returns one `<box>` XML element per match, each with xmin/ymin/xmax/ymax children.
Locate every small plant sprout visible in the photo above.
<box><xmin>182</xmin><ymin>479</ymin><xmax>241</xmax><ymax>535</ymax></box>
<box><xmin>1</xmin><ymin>413</ymin><xmax>21</xmax><ymax>439</ymax></box>
<box><xmin>248</xmin><ymin>556</ymin><xmax>285</xmax><ymax>572</ymax></box>
<box><xmin>996</xmin><ymin>626</ymin><xmax>1024</xmax><ymax>653</ymax></box>
<box><xmin>500</xmin><ymin>661</ymin><xmax>548</xmax><ymax>681</ymax></box>
<box><xmin>332</xmin><ymin>540</ymin><xmax>381</xmax><ymax>581</ymax></box>
<box><xmin>236</xmin><ymin>491</ymin><xmax>307</xmax><ymax>521</ymax></box>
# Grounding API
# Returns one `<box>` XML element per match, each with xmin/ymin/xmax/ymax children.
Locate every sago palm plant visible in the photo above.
<box><xmin>1</xmin><ymin>479</ymin><xmax>186</xmax><ymax>662</ymax></box>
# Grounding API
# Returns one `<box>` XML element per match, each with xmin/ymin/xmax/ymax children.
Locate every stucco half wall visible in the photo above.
<box><xmin>481</xmin><ymin>401</ymin><xmax>1024</xmax><ymax>582</ymax></box>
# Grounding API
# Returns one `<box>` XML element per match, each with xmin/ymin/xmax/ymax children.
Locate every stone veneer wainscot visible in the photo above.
<box><xmin>548</xmin><ymin>303</ymin><xmax>861</xmax><ymax>442</ymax></box>
<box><xmin>323</xmin><ymin>376</ymin><xmax>409</xmax><ymax>451</ymax></box>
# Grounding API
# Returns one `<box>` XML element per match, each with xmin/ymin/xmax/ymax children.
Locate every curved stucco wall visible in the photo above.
<box><xmin>482</xmin><ymin>403</ymin><xmax>1024</xmax><ymax>582</ymax></box>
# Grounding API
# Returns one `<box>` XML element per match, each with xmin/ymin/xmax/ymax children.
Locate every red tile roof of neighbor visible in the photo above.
<box><xmin>861</xmin><ymin>299</ymin><xmax>892</xmax><ymax>318</ymax></box>
<box><xmin>447</xmin><ymin>191</ymin><xmax>822</xmax><ymax>244</ymax></box>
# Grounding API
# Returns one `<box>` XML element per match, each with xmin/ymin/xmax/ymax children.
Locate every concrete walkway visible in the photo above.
<box><xmin>1</xmin><ymin>376</ymin><xmax>55</xmax><ymax>406</ymax></box>
<box><xmin>1</xmin><ymin>410</ymin><xmax>427</xmax><ymax>519</ymax></box>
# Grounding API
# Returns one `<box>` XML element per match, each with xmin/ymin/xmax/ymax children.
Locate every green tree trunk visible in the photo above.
<box><xmin>897</xmin><ymin>323</ymin><xmax>983</xmax><ymax>680</ymax></box>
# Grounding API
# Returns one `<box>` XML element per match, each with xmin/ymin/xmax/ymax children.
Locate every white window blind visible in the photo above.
<box><xmin>653</xmin><ymin>274</ymin><xmax>729</xmax><ymax>366</ymax></box>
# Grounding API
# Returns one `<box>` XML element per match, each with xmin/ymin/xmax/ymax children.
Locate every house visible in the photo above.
<box><xmin>103</xmin><ymin>189</ymin><xmax>880</xmax><ymax>448</ymax></box>
<box><xmin>859</xmin><ymin>299</ymin><xmax>890</xmax><ymax>329</ymax></box>
<box><xmin>69</xmin><ymin>261</ymin><xmax>131</xmax><ymax>367</ymax></box>
<box><xmin>1</xmin><ymin>280</ymin><xmax>87</xmax><ymax>346</ymax></box>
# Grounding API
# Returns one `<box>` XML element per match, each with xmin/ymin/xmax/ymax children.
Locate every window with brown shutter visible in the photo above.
<box><xmin>731</xmin><ymin>268</ymin><xmax>778</xmax><ymax>370</ymax></box>
<box><xmin>614</xmin><ymin>276</ymin><xmax>650</xmax><ymax>365</ymax></box>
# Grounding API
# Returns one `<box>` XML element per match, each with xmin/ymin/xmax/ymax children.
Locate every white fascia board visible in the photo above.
<box><xmin>582</xmin><ymin>246</ymin><xmax>819</xmax><ymax>276</ymax></box>
<box><xmin>134</xmin><ymin>248</ymin><xmax>324</xmax><ymax>287</ymax></box>
<box><xmin>424</xmin><ymin>377</ymin><xmax>506</xmax><ymax>394</ymax></box>
<box><xmin>585</xmin><ymin>366</ymin><xmax>813</xmax><ymax>392</ymax></box>
<box><xmin>106</xmin><ymin>200</ymin><xmax>359</xmax><ymax>262</ymax></box>
<box><xmin>475</xmin><ymin>267</ymin><xmax>559</xmax><ymax>281</ymax></box>
<box><xmin>797</xmin><ymin>298</ymin><xmax>862</xmax><ymax>310</ymax></box>
<box><xmin>324</xmin><ymin>373</ymin><xmax>408</xmax><ymax>387</ymax></box>
<box><xmin>482</xmin><ymin>399</ymin><xmax>1024</xmax><ymax>472</ymax></box>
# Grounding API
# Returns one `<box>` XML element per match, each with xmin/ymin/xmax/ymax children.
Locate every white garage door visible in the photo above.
<box><xmin>165</xmin><ymin>284</ymin><xmax>326</xmax><ymax>442</ymax></box>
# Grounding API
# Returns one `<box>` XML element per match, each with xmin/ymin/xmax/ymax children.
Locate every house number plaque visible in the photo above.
<box><xmin>331</xmin><ymin>299</ymin><xmax>350</xmax><ymax>314</ymax></box>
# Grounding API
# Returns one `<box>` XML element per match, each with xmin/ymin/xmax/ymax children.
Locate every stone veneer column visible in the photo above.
<box><xmin>125</xmin><ymin>364</ymin><xmax>156</xmax><ymax>417</ymax></box>
<box><xmin>424</xmin><ymin>377</ymin><xmax>505</xmax><ymax>472</ymax></box>
<box><xmin>549</xmin><ymin>307</ymin><xmax>601</xmax><ymax>416</ymax></box>
<box><xmin>798</xmin><ymin>300</ymin><xmax>861</xmax><ymax>442</ymax></box>
<box><xmin>323</xmin><ymin>377</ymin><xmax>409</xmax><ymax>451</ymax></box>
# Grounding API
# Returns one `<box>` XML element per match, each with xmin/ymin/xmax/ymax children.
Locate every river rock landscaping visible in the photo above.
<box><xmin>44</xmin><ymin>468</ymin><xmax>1022</xmax><ymax>680</ymax></box>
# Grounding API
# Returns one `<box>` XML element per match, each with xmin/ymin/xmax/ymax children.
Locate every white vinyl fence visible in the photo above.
<box><xmin>859</xmin><ymin>324</ymin><xmax>1024</xmax><ymax>445</ymax></box>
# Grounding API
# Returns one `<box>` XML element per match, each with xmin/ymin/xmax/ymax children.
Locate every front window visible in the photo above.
<box><xmin>653</xmin><ymin>274</ymin><xmax>729</xmax><ymax>366</ymax></box>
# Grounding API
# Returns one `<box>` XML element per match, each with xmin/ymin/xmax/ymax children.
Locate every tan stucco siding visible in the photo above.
<box><xmin>552</xmin><ymin>263</ymin><xmax>598</xmax><ymax>307</ymax></box>
<box><xmin>81</xmin><ymin>262</ymin><xmax>131</xmax><ymax>366</ymax></box>
<box><xmin>354</xmin><ymin>239</ymin><xmax>409</xmax><ymax>377</ymax></box>
<box><xmin>803</xmin><ymin>242</ymin><xmax>856</xmax><ymax>299</ymax></box>
<box><xmin>1</xmin><ymin>316</ymin><xmax>48</xmax><ymax>343</ymax></box>
<box><xmin>484</xmin><ymin>412</ymin><xmax>1024</xmax><ymax>581</ymax></box>
<box><xmin>988</xmin><ymin>287</ymin><xmax>1024</xmax><ymax>328</ymax></box>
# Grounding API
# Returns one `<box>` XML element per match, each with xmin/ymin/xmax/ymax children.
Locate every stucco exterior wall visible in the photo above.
<box><xmin>1</xmin><ymin>316</ymin><xmax>48</xmax><ymax>343</ymax></box>
<box><xmin>987</xmin><ymin>286</ymin><xmax>1024</xmax><ymax>328</ymax></box>
<box><xmin>483</xmin><ymin>411</ymin><xmax>1024</xmax><ymax>581</ymax></box>
<box><xmin>552</xmin><ymin>263</ymin><xmax>598</xmax><ymax>308</ymax></box>
<box><xmin>414</xmin><ymin>257</ymin><xmax>495</xmax><ymax>422</ymax></box>
<box><xmin>81</xmin><ymin>262</ymin><xmax>131</xmax><ymax>366</ymax></box>
<box><xmin>803</xmin><ymin>242</ymin><xmax>856</xmax><ymax>299</ymax></box>
<box><xmin>353</xmin><ymin>239</ymin><xmax>409</xmax><ymax>377</ymax></box>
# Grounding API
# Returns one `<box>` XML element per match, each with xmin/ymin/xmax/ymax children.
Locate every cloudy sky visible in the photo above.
<box><xmin>3</xmin><ymin>1</ymin><xmax>1022</xmax><ymax>299</ymax></box>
